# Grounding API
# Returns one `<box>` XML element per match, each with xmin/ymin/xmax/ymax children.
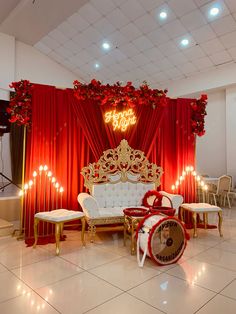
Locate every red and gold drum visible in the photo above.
<box><xmin>136</xmin><ymin>213</ymin><xmax>189</xmax><ymax>267</ymax></box>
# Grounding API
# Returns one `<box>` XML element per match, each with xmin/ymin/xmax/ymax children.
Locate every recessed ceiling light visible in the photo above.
<box><xmin>181</xmin><ymin>38</ymin><xmax>189</xmax><ymax>46</ymax></box>
<box><xmin>94</xmin><ymin>62</ymin><xmax>100</xmax><ymax>69</ymax></box>
<box><xmin>159</xmin><ymin>11</ymin><xmax>167</xmax><ymax>19</ymax></box>
<box><xmin>102</xmin><ymin>42</ymin><xmax>110</xmax><ymax>50</ymax></box>
<box><xmin>210</xmin><ymin>7</ymin><xmax>220</xmax><ymax>16</ymax></box>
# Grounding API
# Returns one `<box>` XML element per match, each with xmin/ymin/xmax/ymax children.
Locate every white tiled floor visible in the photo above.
<box><xmin>0</xmin><ymin>206</ymin><xmax>236</xmax><ymax>314</ymax></box>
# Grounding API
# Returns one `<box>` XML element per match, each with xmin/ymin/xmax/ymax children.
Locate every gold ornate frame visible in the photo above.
<box><xmin>81</xmin><ymin>139</ymin><xmax>163</xmax><ymax>193</ymax></box>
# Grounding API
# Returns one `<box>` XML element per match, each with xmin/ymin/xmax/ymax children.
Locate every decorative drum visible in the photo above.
<box><xmin>136</xmin><ymin>213</ymin><xmax>189</xmax><ymax>267</ymax></box>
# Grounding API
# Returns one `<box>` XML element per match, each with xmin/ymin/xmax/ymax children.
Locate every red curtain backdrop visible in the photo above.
<box><xmin>24</xmin><ymin>85</ymin><xmax>196</xmax><ymax>243</ymax></box>
<box><xmin>24</xmin><ymin>86</ymin><xmax>93</xmax><ymax>242</ymax></box>
<box><xmin>155</xmin><ymin>99</ymin><xmax>196</xmax><ymax>197</ymax></box>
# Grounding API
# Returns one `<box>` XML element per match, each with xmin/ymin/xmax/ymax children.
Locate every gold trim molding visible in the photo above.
<box><xmin>81</xmin><ymin>139</ymin><xmax>163</xmax><ymax>193</ymax></box>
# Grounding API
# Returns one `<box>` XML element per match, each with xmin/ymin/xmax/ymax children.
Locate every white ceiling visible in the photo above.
<box><xmin>1</xmin><ymin>0</ymin><xmax>236</xmax><ymax>88</ymax></box>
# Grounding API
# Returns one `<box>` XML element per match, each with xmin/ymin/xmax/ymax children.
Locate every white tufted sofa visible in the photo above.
<box><xmin>77</xmin><ymin>140</ymin><xmax>183</xmax><ymax>242</ymax></box>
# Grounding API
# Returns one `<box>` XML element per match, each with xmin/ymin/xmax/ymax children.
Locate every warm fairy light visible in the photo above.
<box><xmin>104</xmin><ymin>108</ymin><xmax>136</xmax><ymax>132</ymax></box>
<box><xmin>26</xmin><ymin>165</ymin><xmax>64</xmax><ymax>213</ymax></box>
<box><xmin>172</xmin><ymin>166</ymin><xmax>209</xmax><ymax>196</ymax></box>
<box><xmin>19</xmin><ymin>190</ymin><xmax>23</xmax><ymax>196</ymax></box>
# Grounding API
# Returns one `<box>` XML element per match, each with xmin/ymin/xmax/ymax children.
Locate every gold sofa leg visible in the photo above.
<box><xmin>88</xmin><ymin>223</ymin><xmax>96</xmax><ymax>243</ymax></box>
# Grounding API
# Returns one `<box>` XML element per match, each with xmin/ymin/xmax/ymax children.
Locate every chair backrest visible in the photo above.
<box><xmin>217</xmin><ymin>175</ymin><xmax>232</xmax><ymax>193</ymax></box>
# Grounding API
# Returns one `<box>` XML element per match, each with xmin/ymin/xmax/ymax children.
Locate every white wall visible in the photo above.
<box><xmin>0</xmin><ymin>32</ymin><xmax>81</xmax><ymax>180</ymax></box>
<box><xmin>166</xmin><ymin>67</ymin><xmax>236</xmax><ymax>186</ymax></box>
<box><xmin>15</xmin><ymin>41</ymin><xmax>78</xmax><ymax>87</ymax></box>
<box><xmin>196</xmin><ymin>90</ymin><xmax>227</xmax><ymax>178</ymax></box>
<box><xmin>226</xmin><ymin>87</ymin><xmax>236</xmax><ymax>185</ymax></box>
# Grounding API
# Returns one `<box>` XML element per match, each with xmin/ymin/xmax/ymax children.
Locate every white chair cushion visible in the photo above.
<box><xmin>181</xmin><ymin>203</ymin><xmax>222</xmax><ymax>212</ymax></box>
<box><xmin>35</xmin><ymin>209</ymin><xmax>85</xmax><ymax>222</ymax></box>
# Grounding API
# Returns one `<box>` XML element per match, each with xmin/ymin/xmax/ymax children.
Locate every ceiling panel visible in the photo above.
<box><xmin>1</xmin><ymin>0</ymin><xmax>236</xmax><ymax>88</ymax></box>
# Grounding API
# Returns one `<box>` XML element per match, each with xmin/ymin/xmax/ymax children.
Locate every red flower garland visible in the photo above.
<box><xmin>191</xmin><ymin>94</ymin><xmax>207</xmax><ymax>137</ymax></box>
<box><xmin>7</xmin><ymin>80</ymin><xmax>33</xmax><ymax>127</ymax></box>
<box><xmin>73</xmin><ymin>79</ymin><xmax>168</xmax><ymax>109</ymax></box>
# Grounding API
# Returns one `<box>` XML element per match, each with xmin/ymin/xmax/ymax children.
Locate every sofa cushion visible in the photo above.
<box><xmin>92</xmin><ymin>182</ymin><xmax>155</xmax><ymax>208</ymax></box>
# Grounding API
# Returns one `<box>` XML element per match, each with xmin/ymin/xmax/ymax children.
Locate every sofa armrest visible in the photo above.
<box><xmin>77</xmin><ymin>193</ymin><xmax>100</xmax><ymax>218</ymax></box>
<box><xmin>159</xmin><ymin>191</ymin><xmax>183</xmax><ymax>214</ymax></box>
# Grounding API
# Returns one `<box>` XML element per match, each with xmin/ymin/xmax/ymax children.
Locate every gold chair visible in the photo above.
<box><xmin>209</xmin><ymin>175</ymin><xmax>232</xmax><ymax>208</ymax></box>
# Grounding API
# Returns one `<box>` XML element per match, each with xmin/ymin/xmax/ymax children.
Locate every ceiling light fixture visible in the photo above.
<box><xmin>209</xmin><ymin>7</ymin><xmax>220</xmax><ymax>16</ymax></box>
<box><xmin>102</xmin><ymin>42</ymin><xmax>110</xmax><ymax>50</ymax></box>
<box><xmin>181</xmin><ymin>38</ymin><xmax>189</xmax><ymax>47</ymax></box>
<box><xmin>159</xmin><ymin>11</ymin><xmax>167</xmax><ymax>19</ymax></box>
<box><xmin>94</xmin><ymin>63</ymin><xmax>100</xmax><ymax>69</ymax></box>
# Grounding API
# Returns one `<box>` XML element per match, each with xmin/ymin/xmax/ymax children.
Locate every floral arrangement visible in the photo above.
<box><xmin>191</xmin><ymin>94</ymin><xmax>207</xmax><ymax>137</ymax></box>
<box><xmin>7</xmin><ymin>80</ymin><xmax>33</xmax><ymax>127</ymax></box>
<box><xmin>73</xmin><ymin>79</ymin><xmax>168</xmax><ymax>109</ymax></box>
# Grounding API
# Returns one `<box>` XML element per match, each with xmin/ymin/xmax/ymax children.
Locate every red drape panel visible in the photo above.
<box><xmin>71</xmin><ymin>98</ymin><xmax>110</xmax><ymax>160</ymax></box>
<box><xmin>24</xmin><ymin>86</ymin><xmax>92</xmax><ymax>243</ymax></box>
<box><xmin>155</xmin><ymin>98</ymin><xmax>196</xmax><ymax>201</ymax></box>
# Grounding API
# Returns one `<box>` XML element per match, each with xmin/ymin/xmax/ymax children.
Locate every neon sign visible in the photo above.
<box><xmin>104</xmin><ymin>108</ymin><xmax>136</xmax><ymax>132</ymax></box>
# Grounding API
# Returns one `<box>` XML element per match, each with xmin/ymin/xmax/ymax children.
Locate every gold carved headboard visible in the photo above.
<box><xmin>81</xmin><ymin>139</ymin><xmax>163</xmax><ymax>193</ymax></box>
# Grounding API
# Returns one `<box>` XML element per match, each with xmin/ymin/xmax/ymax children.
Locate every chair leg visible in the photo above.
<box><xmin>218</xmin><ymin>211</ymin><xmax>223</xmax><ymax>237</ymax></box>
<box><xmin>55</xmin><ymin>223</ymin><xmax>60</xmax><ymax>256</ymax></box>
<box><xmin>88</xmin><ymin>223</ymin><xmax>96</xmax><ymax>243</ymax></box>
<box><xmin>227</xmin><ymin>194</ymin><xmax>231</xmax><ymax>208</ymax></box>
<box><xmin>33</xmin><ymin>218</ymin><xmax>39</xmax><ymax>248</ymax></box>
<box><xmin>213</xmin><ymin>194</ymin><xmax>217</xmax><ymax>206</ymax></box>
<box><xmin>81</xmin><ymin>217</ymin><xmax>86</xmax><ymax>246</ymax></box>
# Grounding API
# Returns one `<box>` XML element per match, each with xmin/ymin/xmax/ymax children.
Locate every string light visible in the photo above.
<box><xmin>23</xmin><ymin>166</ymin><xmax>64</xmax><ymax>209</ymax></box>
<box><xmin>171</xmin><ymin>165</ymin><xmax>209</xmax><ymax>199</ymax></box>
